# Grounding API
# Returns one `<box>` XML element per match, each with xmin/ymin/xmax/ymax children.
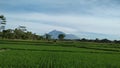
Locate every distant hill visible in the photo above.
<box><xmin>78</xmin><ymin>31</ymin><xmax>120</xmax><ymax>40</ymax></box>
<box><xmin>48</xmin><ymin>30</ymin><xmax>120</xmax><ymax>40</ymax></box>
<box><xmin>48</xmin><ymin>30</ymin><xmax>79</xmax><ymax>39</ymax></box>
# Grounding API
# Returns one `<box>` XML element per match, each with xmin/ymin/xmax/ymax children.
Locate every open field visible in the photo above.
<box><xmin>0</xmin><ymin>40</ymin><xmax>120</xmax><ymax>68</ymax></box>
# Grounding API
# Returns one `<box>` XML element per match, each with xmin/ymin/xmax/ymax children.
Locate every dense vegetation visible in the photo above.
<box><xmin>0</xmin><ymin>29</ymin><xmax>43</xmax><ymax>40</ymax></box>
<box><xmin>0</xmin><ymin>40</ymin><xmax>120</xmax><ymax>68</ymax></box>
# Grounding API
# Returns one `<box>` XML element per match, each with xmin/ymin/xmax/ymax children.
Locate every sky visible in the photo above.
<box><xmin>0</xmin><ymin>0</ymin><xmax>120</xmax><ymax>39</ymax></box>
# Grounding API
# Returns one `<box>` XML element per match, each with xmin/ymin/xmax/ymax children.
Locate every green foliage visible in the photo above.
<box><xmin>58</xmin><ymin>34</ymin><xmax>65</xmax><ymax>40</ymax></box>
<box><xmin>0</xmin><ymin>15</ymin><xmax>6</xmax><ymax>24</ymax></box>
<box><xmin>44</xmin><ymin>34</ymin><xmax>51</xmax><ymax>40</ymax></box>
<box><xmin>0</xmin><ymin>29</ymin><xmax>43</xmax><ymax>40</ymax></box>
<box><xmin>2</xmin><ymin>29</ymin><xmax>14</xmax><ymax>39</ymax></box>
<box><xmin>0</xmin><ymin>15</ymin><xmax>6</xmax><ymax>32</ymax></box>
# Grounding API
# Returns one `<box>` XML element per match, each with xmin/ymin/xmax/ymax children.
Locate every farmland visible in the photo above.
<box><xmin>0</xmin><ymin>40</ymin><xmax>120</xmax><ymax>68</ymax></box>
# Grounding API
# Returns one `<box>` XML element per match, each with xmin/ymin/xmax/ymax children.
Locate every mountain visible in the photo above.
<box><xmin>48</xmin><ymin>30</ymin><xmax>79</xmax><ymax>39</ymax></box>
<box><xmin>48</xmin><ymin>30</ymin><xmax>120</xmax><ymax>40</ymax></box>
<box><xmin>78</xmin><ymin>31</ymin><xmax>120</xmax><ymax>40</ymax></box>
<box><xmin>65</xmin><ymin>34</ymin><xmax>79</xmax><ymax>39</ymax></box>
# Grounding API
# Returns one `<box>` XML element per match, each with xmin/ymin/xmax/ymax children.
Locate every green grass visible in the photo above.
<box><xmin>0</xmin><ymin>40</ymin><xmax>120</xmax><ymax>68</ymax></box>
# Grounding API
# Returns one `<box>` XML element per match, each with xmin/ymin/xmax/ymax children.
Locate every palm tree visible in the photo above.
<box><xmin>0</xmin><ymin>15</ymin><xmax>6</xmax><ymax>32</ymax></box>
<box><xmin>58</xmin><ymin>34</ymin><xmax>65</xmax><ymax>40</ymax></box>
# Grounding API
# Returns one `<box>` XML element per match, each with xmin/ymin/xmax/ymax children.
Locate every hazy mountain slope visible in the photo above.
<box><xmin>48</xmin><ymin>30</ymin><xmax>79</xmax><ymax>39</ymax></box>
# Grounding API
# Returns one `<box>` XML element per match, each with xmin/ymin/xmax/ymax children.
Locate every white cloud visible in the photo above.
<box><xmin>4</xmin><ymin>12</ymin><xmax>120</xmax><ymax>36</ymax></box>
<box><xmin>6</xmin><ymin>19</ymin><xmax>78</xmax><ymax>35</ymax></box>
<box><xmin>1</xmin><ymin>0</ymin><xmax>120</xmax><ymax>39</ymax></box>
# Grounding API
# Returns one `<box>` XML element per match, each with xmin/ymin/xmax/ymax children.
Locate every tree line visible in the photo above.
<box><xmin>0</xmin><ymin>28</ymin><xmax>66</xmax><ymax>40</ymax></box>
<box><xmin>0</xmin><ymin>29</ymin><xmax>42</xmax><ymax>40</ymax></box>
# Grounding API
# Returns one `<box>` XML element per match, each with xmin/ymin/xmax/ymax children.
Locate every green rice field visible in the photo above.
<box><xmin>0</xmin><ymin>40</ymin><xmax>120</xmax><ymax>68</ymax></box>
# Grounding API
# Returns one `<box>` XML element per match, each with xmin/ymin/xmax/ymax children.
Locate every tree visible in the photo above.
<box><xmin>58</xmin><ymin>34</ymin><xmax>65</xmax><ymax>40</ymax></box>
<box><xmin>0</xmin><ymin>15</ymin><xmax>6</xmax><ymax>32</ymax></box>
<box><xmin>17</xmin><ymin>26</ymin><xmax>27</xmax><ymax>32</ymax></box>
<box><xmin>81</xmin><ymin>38</ymin><xmax>87</xmax><ymax>42</ymax></box>
<box><xmin>100</xmin><ymin>39</ymin><xmax>111</xmax><ymax>43</ymax></box>
<box><xmin>14</xmin><ymin>28</ymin><xmax>27</xmax><ymax>39</ymax></box>
<box><xmin>94</xmin><ymin>38</ymin><xmax>99</xmax><ymax>42</ymax></box>
<box><xmin>45</xmin><ymin>34</ymin><xmax>51</xmax><ymax>41</ymax></box>
<box><xmin>2</xmin><ymin>29</ymin><xmax>14</xmax><ymax>39</ymax></box>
